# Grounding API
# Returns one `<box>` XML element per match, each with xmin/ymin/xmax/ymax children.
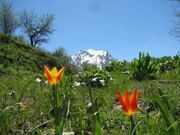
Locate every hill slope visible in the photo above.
<box><xmin>0</xmin><ymin>42</ymin><xmax>63</xmax><ymax>75</ymax></box>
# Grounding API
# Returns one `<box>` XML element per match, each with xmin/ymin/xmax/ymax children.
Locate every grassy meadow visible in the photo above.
<box><xmin>0</xmin><ymin>35</ymin><xmax>180</xmax><ymax>135</ymax></box>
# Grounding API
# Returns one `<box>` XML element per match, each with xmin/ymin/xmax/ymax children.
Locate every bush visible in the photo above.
<box><xmin>53</xmin><ymin>47</ymin><xmax>78</xmax><ymax>75</ymax></box>
<box><xmin>130</xmin><ymin>52</ymin><xmax>158</xmax><ymax>80</ymax></box>
<box><xmin>105</xmin><ymin>60</ymin><xmax>130</xmax><ymax>73</ymax></box>
<box><xmin>74</xmin><ymin>68</ymin><xmax>111</xmax><ymax>88</ymax></box>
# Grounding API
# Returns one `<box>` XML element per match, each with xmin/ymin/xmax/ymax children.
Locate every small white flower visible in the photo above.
<box><xmin>87</xmin><ymin>102</ymin><xmax>92</xmax><ymax>107</ymax></box>
<box><xmin>81</xmin><ymin>82</ymin><xmax>85</xmax><ymax>86</ymax></box>
<box><xmin>45</xmin><ymin>80</ymin><xmax>48</xmax><ymax>84</ymax></box>
<box><xmin>94</xmin><ymin>73</ymin><xmax>99</xmax><ymax>76</ymax></box>
<box><xmin>92</xmin><ymin>77</ymin><xmax>98</xmax><ymax>81</ymax></box>
<box><xmin>8</xmin><ymin>90</ymin><xmax>15</xmax><ymax>96</ymax></box>
<box><xmin>73</xmin><ymin>81</ymin><xmax>81</xmax><ymax>87</ymax></box>
<box><xmin>94</xmin><ymin>111</ymin><xmax>98</xmax><ymax>116</ymax></box>
<box><xmin>122</xmin><ymin>125</ymin><xmax>125</xmax><ymax>131</ymax></box>
<box><xmin>40</xmin><ymin>112</ymin><xmax>43</xmax><ymax>115</ymax></box>
<box><xmin>99</xmin><ymin>79</ymin><xmax>105</xmax><ymax>86</ymax></box>
<box><xmin>62</xmin><ymin>132</ymin><xmax>75</xmax><ymax>135</ymax></box>
<box><xmin>35</xmin><ymin>78</ymin><xmax>41</xmax><ymax>82</ymax></box>
<box><xmin>75</xmin><ymin>74</ymin><xmax>79</xmax><ymax>77</ymax></box>
<box><xmin>110</xmin><ymin>77</ymin><xmax>114</xmax><ymax>80</ymax></box>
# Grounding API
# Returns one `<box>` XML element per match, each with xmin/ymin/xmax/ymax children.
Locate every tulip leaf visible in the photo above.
<box><xmin>94</xmin><ymin>119</ymin><xmax>102</xmax><ymax>135</ymax></box>
<box><xmin>151</xmin><ymin>91</ymin><xmax>176</xmax><ymax>133</ymax></box>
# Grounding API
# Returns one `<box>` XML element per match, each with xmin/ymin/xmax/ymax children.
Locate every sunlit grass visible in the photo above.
<box><xmin>0</xmin><ymin>67</ymin><xmax>179</xmax><ymax>134</ymax></box>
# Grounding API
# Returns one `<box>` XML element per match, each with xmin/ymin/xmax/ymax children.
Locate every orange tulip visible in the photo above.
<box><xmin>117</xmin><ymin>89</ymin><xmax>138</xmax><ymax>116</ymax></box>
<box><xmin>44</xmin><ymin>65</ymin><xmax>65</xmax><ymax>85</ymax></box>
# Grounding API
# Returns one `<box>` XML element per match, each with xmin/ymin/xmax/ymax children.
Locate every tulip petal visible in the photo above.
<box><xmin>56</xmin><ymin>67</ymin><xmax>65</xmax><ymax>82</ymax></box>
<box><xmin>44</xmin><ymin>65</ymin><xmax>53</xmax><ymax>83</ymax></box>
<box><xmin>117</xmin><ymin>92</ymin><xmax>128</xmax><ymax>112</ymax></box>
<box><xmin>132</xmin><ymin>89</ymin><xmax>138</xmax><ymax>112</ymax></box>
<box><xmin>125</xmin><ymin>91</ymin><xmax>131</xmax><ymax>111</ymax></box>
<box><xmin>51</xmin><ymin>67</ymin><xmax>58</xmax><ymax>77</ymax></box>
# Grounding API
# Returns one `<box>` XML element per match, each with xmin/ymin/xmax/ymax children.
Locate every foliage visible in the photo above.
<box><xmin>80</xmin><ymin>61</ymin><xmax>98</xmax><ymax>71</ymax></box>
<box><xmin>153</xmin><ymin>56</ymin><xmax>180</xmax><ymax>73</ymax></box>
<box><xmin>0</xmin><ymin>33</ymin><xmax>25</xmax><ymax>45</ymax></box>
<box><xmin>130</xmin><ymin>52</ymin><xmax>158</xmax><ymax>80</ymax></box>
<box><xmin>74</xmin><ymin>68</ymin><xmax>111</xmax><ymax>88</ymax></box>
<box><xmin>105</xmin><ymin>59</ymin><xmax>130</xmax><ymax>73</ymax></box>
<box><xmin>0</xmin><ymin>0</ymin><xmax>19</xmax><ymax>35</ymax></box>
<box><xmin>53</xmin><ymin>47</ymin><xmax>78</xmax><ymax>75</ymax></box>
<box><xmin>148</xmin><ymin>89</ymin><xmax>176</xmax><ymax>134</ymax></box>
<box><xmin>173</xmin><ymin>52</ymin><xmax>180</xmax><ymax>67</ymax></box>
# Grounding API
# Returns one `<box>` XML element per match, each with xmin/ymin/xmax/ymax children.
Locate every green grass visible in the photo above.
<box><xmin>0</xmin><ymin>67</ymin><xmax>179</xmax><ymax>134</ymax></box>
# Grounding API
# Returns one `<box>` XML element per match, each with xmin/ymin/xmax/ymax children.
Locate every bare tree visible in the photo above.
<box><xmin>20</xmin><ymin>11</ymin><xmax>54</xmax><ymax>47</ymax></box>
<box><xmin>171</xmin><ymin>21</ymin><xmax>180</xmax><ymax>40</ymax></box>
<box><xmin>0</xmin><ymin>0</ymin><xmax>18</xmax><ymax>35</ymax></box>
<box><xmin>170</xmin><ymin>1</ymin><xmax>180</xmax><ymax>41</ymax></box>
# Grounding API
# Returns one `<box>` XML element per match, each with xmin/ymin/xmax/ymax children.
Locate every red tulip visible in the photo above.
<box><xmin>117</xmin><ymin>89</ymin><xmax>138</xmax><ymax>116</ymax></box>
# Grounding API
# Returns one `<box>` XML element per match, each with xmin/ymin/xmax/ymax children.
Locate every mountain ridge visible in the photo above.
<box><xmin>71</xmin><ymin>49</ymin><xmax>113</xmax><ymax>67</ymax></box>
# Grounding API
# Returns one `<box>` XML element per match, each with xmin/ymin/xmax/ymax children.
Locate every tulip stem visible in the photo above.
<box><xmin>130</xmin><ymin>116</ymin><xmax>138</xmax><ymax>135</ymax></box>
<box><xmin>52</xmin><ymin>85</ymin><xmax>62</xmax><ymax>135</ymax></box>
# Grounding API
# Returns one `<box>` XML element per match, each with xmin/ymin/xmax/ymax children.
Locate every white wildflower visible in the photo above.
<box><xmin>63</xmin><ymin>132</ymin><xmax>75</xmax><ymax>135</ymax></box>
<box><xmin>92</xmin><ymin>77</ymin><xmax>98</xmax><ymax>81</ymax></box>
<box><xmin>73</xmin><ymin>81</ymin><xmax>81</xmax><ymax>87</ymax></box>
<box><xmin>94</xmin><ymin>111</ymin><xmax>98</xmax><ymax>116</ymax></box>
<box><xmin>99</xmin><ymin>79</ymin><xmax>105</xmax><ymax>86</ymax></box>
<box><xmin>110</xmin><ymin>77</ymin><xmax>114</xmax><ymax>80</ymax></box>
<box><xmin>35</xmin><ymin>78</ymin><xmax>41</xmax><ymax>82</ymax></box>
<box><xmin>81</xmin><ymin>82</ymin><xmax>85</xmax><ymax>86</ymax></box>
<box><xmin>45</xmin><ymin>80</ymin><xmax>48</xmax><ymax>84</ymax></box>
<box><xmin>87</xmin><ymin>102</ymin><xmax>92</xmax><ymax>107</ymax></box>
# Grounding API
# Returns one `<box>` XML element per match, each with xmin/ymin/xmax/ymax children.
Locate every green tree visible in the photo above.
<box><xmin>0</xmin><ymin>0</ymin><xmax>18</xmax><ymax>35</ymax></box>
<box><xmin>53</xmin><ymin>47</ymin><xmax>77</xmax><ymax>74</ymax></box>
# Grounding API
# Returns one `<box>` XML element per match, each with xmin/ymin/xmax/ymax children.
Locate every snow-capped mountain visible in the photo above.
<box><xmin>71</xmin><ymin>49</ymin><xmax>112</xmax><ymax>67</ymax></box>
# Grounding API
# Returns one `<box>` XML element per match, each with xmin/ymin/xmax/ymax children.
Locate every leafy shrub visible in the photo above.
<box><xmin>105</xmin><ymin>60</ymin><xmax>130</xmax><ymax>73</ymax></box>
<box><xmin>74</xmin><ymin>68</ymin><xmax>111</xmax><ymax>88</ymax></box>
<box><xmin>53</xmin><ymin>47</ymin><xmax>78</xmax><ymax>75</ymax></box>
<box><xmin>130</xmin><ymin>52</ymin><xmax>158</xmax><ymax>80</ymax></box>
<box><xmin>152</xmin><ymin>54</ymin><xmax>180</xmax><ymax>74</ymax></box>
<box><xmin>159</xmin><ymin>60</ymin><xmax>175</xmax><ymax>73</ymax></box>
<box><xmin>173</xmin><ymin>53</ymin><xmax>180</xmax><ymax>68</ymax></box>
<box><xmin>153</xmin><ymin>56</ymin><xmax>176</xmax><ymax>73</ymax></box>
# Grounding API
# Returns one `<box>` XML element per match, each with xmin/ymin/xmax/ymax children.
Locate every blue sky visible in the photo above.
<box><xmin>12</xmin><ymin>0</ymin><xmax>180</xmax><ymax>60</ymax></box>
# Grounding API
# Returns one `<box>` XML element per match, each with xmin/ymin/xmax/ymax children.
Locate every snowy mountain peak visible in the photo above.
<box><xmin>71</xmin><ymin>49</ymin><xmax>112</xmax><ymax>67</ymax></box>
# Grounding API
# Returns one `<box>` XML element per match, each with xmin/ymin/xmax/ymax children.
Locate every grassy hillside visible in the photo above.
<box><xmin>0</xmin><ymin>44</ymin><xmax>60</xmax><ymax>74</ymax></box>
<box><xmin>0</xmin><ymin>34</ymin><xmax>74</xmax><ymax>76</ymax></box>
